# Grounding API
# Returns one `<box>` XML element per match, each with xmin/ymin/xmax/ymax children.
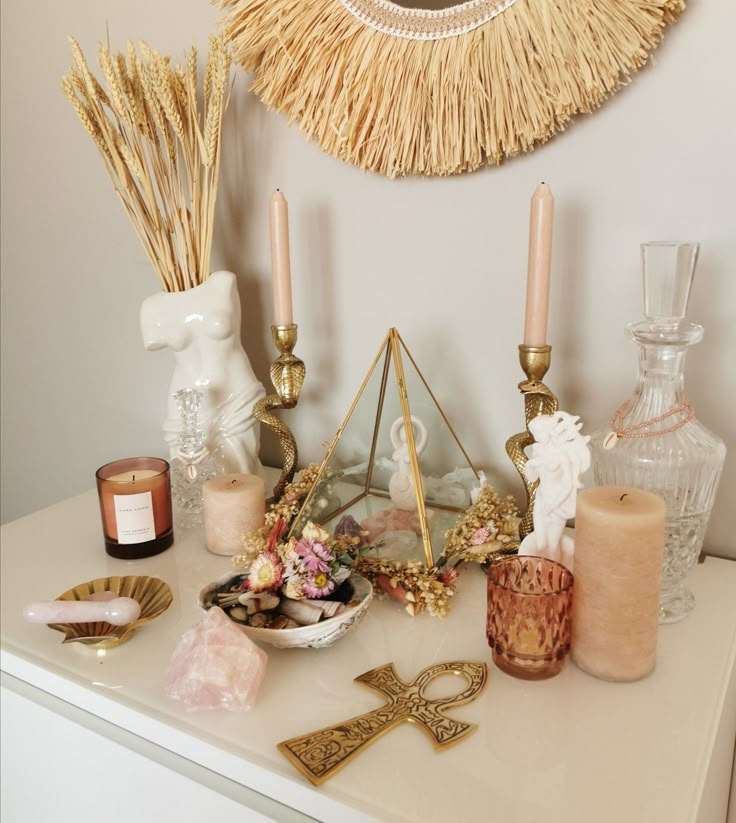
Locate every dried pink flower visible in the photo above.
<box><xmin>266</xmin><ymin>519</ymin><xmax>288</xmax><ymax>552</ymax></box>
<box><xmin>248</xmin><ymin>552</ymin><xmax>284</xmax><ymax>593</ymax></box>
<box><xmin>437</xmin><ymin>565</ymin><xmax>460</xmax><ymax>587</ymax></box>
<box><xmin>470</xmin><ymin>527</ymin><xmax>491</xmax><ymax>545</ymax></box>
<box><xmin>303</xmin><ymin>571</ymin><xmax>336</xmax><ymax>599</ymax></box>
<box><xmin>295</xmin><ymin>522</ymin><xmax>334</xmax><ymax>574</ymax></box>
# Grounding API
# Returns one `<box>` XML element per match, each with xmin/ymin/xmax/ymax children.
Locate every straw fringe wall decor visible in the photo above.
<box><xmin>216</xmin><ymin>0</ymin><xmax>684</xmax><ymax>177</ymax></box>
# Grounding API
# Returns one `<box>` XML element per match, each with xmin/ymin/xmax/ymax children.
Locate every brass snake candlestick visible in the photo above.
<box><xmin>254</xmin><ymin>324</ymin><xmax>305</xmax><ymax>500</ymax></box>
<box><xmin>505</xmin><ymin>345</ymin><xmax>559</xmax><ymax>539</ymax></box>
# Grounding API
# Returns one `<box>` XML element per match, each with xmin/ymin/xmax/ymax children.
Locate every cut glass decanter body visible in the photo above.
<box><xmin>589</xmin><ymin>242</ymin><xmax>726</xmax><ymax>624</ymax></box>
<box><xmin>170</xmin><ymin>388</ymin><xmax>225</xmax><ymax>529</ymax></box>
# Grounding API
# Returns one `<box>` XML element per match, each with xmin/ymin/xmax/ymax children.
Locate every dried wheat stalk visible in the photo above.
<box><xmin>62</xmin><ymin>35</ymin><xmax>232</xmax><ymax>291</ymax></box>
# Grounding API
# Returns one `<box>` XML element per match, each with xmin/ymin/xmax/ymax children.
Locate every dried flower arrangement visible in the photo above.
<box><xmin>441</xmin><ymin>481</ymin><xmax>520</xmax><ymax>565</ymax></box>
<box><xmin>62</xmin><ymin>35</ymin><xmax>231</xmax><ymax>292</ymax></box>
<box><xmin>358</xmin><ymin>483</ymin><xmax>520</xmax><ymax>618</ymax></box>
<box><xmin>213</xmin><ymin>518</ymin><xmax>376</xmax><ymax>630</ymax></box>
<box><xmin>234</xmin><ymin>466</ymin><xmax>520</xmax><ymax>620</ymax></box>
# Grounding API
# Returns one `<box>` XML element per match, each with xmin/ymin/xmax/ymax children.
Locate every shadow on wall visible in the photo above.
<box><xmin>214</xmin><ymin>86</ymin><xmax>342</xmax><ymax>472</ymax></box>
<box><xmin>554</xmin><ymin>198</ymin><xmax>589</xmax><ymax>414</ymax></box>
<box><xmin>215</xmin><ymin>85</ymin><xmax>275</xmax><ymax>463</ymax></box>
<box><xmin>683</xmin><ymin>249</ymin><xmax>734</xmax><ymax>557</ymax></box>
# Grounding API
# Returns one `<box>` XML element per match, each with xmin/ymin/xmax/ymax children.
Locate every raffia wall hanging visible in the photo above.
<box><xmin>217</xmin><ymin>0</ymin><xmax>684</xmax><ymax>177</ymax></box>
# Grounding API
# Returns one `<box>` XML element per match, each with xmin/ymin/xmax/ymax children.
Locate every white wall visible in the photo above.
<box><xmin>1</xmin><ymin>0</ymin><xmax>734</xmax><ymax>557</ymax></box>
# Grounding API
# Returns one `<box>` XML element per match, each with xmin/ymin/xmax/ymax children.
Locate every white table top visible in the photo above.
<box><xmin>2</xmin><ymin>487</ymin><xmax>735</xmax><ymax>823</ymax></box>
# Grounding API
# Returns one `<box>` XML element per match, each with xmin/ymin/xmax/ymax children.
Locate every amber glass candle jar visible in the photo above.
<box><xmin>96</xmin><ymin>458</ymin><xmax>173</xmax><ymax>559</ymax></box>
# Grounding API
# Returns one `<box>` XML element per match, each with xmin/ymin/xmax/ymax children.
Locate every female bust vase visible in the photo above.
<box><xmin>140</xmin><ymin>271</ymin><xmax>265</xmax><ymax>475</ymax></box>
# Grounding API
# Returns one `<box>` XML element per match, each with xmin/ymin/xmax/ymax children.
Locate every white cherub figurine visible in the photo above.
<box><xmin>518</xmin><ymin>411</ymin><xmax>591</xmax><ymax>571</ymax></box>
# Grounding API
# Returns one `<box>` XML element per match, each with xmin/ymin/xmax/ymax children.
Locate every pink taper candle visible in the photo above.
<box><xmin>523</xmin><ymin>183</ymin><xmax>554</xmax><ymax>347</ymax></box>
<box><xmin>269</xmin><ymin>190</ymin><xmax>294</xmax><ymax>326</ymax></box>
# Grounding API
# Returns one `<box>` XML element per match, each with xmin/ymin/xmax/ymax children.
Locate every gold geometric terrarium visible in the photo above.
<box><xmin>290</xmin><ymin>328</ymin><xmax>480</xmax><ymax>567</ymax></box>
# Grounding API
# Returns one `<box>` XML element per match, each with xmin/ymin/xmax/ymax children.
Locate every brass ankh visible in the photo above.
<box><xmin>277</xmin><ymin>660</ymin><xmax>487</xmax><ymax>785</ymax></box>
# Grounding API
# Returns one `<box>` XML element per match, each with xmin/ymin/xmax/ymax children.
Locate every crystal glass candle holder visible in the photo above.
<box><xmin>486</xmin><ymin>556</ymin><xmax>574</xmax><ymax>681</ymax></box>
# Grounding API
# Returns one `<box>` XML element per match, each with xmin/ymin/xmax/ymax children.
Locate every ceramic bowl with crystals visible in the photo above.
<box><xmin>199</xmin><ymin>570</ymin><xmax>373</xmax><ymax>649</ymax></box>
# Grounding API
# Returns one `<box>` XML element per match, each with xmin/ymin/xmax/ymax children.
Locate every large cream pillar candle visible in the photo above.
<box><xmin>523</xmin><ymin>182</ymin><xmax>554</xmax><ymax>347</ymax></box>
<box><xmin>571</xmin><ymin>486</ymin><xmax>666</xmax><ymax>681</ymax></box>
<box><xmin>202</xmin><ymin>474</ymin><xmax>266</xmax><ymax>556</ymax></box>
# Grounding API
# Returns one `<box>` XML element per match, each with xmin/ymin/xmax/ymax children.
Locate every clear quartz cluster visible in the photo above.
<box><xmin>170</xmin><ymin>388</ymin><xmax>224</xmax><ymax>529</ymax></box>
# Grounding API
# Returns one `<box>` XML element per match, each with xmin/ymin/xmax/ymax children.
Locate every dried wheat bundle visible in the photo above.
<box><xmin>217</xmin><ymin>0</ymin><xmax>684</xmax><ymax>177</ymax></box>
<box><xmin>62</xmin><ymin>35</ymin><xmax>231</xmax><ymax>291</ymax></box>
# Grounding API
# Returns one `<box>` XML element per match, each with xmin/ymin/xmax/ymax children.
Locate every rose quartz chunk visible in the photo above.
<box><xmin>165</xmin><ymin>606</ymin><xmax>267</xmax><ymax>712</ymax></box>
<box><xmin>361</xmin><ymin>508</ymin><xmax>423</xmax><ymax>542</ymax></box>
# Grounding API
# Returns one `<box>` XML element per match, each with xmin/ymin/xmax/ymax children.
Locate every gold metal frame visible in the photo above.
<box><xmin>289</xmin><ymin>328</ymin><xmax>479</xmax><ymax>566</ymax></box>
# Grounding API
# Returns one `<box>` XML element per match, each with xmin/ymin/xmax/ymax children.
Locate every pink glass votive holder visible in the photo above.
<box><xmin>486</xmin><ymin>555</ymin><xmax>574</xmax><ymax>681</ymax></box>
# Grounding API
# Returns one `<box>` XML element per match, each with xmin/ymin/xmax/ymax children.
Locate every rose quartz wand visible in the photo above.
<box><xmin>23</xmin><ymin>597</ymin><xmax>141</xmax><ymax>626</ymax></box>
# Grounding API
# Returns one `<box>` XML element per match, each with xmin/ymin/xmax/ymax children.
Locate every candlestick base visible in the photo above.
<box><xmin>505</xmin><ymin>345</ymin><xmax>559</xmax><ymax>539</ymax></box>
<box><xmin>253</xmin><ymin>324</ymin><xmax>305</xmax><ymax>500</ymax></box>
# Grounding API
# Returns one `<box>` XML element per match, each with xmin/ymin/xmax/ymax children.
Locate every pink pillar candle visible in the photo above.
<box><xmin>202</xmin><ymin>474</ymin><xmax>266</xmax><ymax>556</ymax></box>
<box><xmin>523</xmin><ymin>183</ymin><xmax>554</xmax><ymax>347</ymax></box>
<box><xmin>571</xmin><ymin>486</ymin><xmax>666</xmax><ymax>682</ymax></box>
<box><xmin>269</xmin><ymin>190</ymin><xmax>294</xmax><ymax>326</ymax></box>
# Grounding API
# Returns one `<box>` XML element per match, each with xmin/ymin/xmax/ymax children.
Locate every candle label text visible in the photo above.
<box><xmin>113</xmin><ymin>491</ymin><xmax>156</xmax><ymax>543</ymax></box>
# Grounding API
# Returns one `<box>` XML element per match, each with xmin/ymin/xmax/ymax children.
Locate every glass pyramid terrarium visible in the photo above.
<box><xmin>290</xmin><ymin>329</ymin><xmax>480</xmax><ymax>566</ymax></box>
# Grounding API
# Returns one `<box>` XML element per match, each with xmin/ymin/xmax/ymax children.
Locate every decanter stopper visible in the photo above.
<box><xmin>641</xmin><ymin>241</ymin><xmax>699</xmax><ymax>331</ymax></box>
<box><xmin>171</xmin><ymin>388</ymin><xmax>224</xmax><ymax>528</ymax></box>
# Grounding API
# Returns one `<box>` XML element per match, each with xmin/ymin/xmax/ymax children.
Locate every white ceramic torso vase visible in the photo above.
<box><xmin>140</xmin><ymin>271</ymin><xmax>266</xmax><ymax>476</ymax></box>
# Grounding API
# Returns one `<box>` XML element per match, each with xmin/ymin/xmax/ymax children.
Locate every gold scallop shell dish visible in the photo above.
<box><xmin>48</xmin><ymin>575</ymin><xmax>173</xmax><ymax>649</ymax></box>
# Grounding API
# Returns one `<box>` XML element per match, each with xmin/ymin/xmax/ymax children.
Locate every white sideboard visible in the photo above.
<box><xmin>1</xmin><ymin>485</ymin><xmax>735</xmax><ymax>823</ymax></box>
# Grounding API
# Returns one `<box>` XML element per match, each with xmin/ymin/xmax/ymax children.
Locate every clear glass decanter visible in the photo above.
<box><xmin>589</xmin><ymin>242</ymin><xmax>726</xmax><ymax>624</ymax></box>
<box><xmin>170</xmin><ymin>388</ymin><xmax>224</xmax><ymax>529</ymax></box>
